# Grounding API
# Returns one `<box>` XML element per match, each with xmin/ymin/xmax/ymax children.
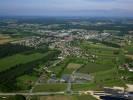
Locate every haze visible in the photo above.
<box><xmin>0</xmin><ymin>0</ymin><xmax>133</xmax><ymax>17</ymax></box>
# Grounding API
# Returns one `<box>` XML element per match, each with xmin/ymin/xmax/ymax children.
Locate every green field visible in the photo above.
<box><xmin>39</xmin><ymin>95</ymin><xmax>97</xmax><ymax>100</ymax></box>
<box><xmin>0</xmin><ymin>95</ymin><xmax>97</xmax><ymax>100</ymax></box>
<box><xmin>50</xmin><ymin>58</ymin><xmax>70</xmax><ymax>77</ymax></box>
<box><xmin>78</xmin><ymin>62</ymin><xmax>113</xmax><ymax>74</ymax></box>
<box><xmin>63</xmin><ymin>63</ymin><xmax>82</xmax><ymax>74</ymax></box>
<box><xmin>33</xmin><ymin>84</ymin><xmax>67</xmax><ymax>92</ymax></box>
<box><xmin>72</xmin><ymin>83</ymin><xmax>99</xmax><ymax>91</ymax></box>
<box><xmin>17</xmin><ymin>75</ymin><xmax>37</xmax><ymax>90</ymax></box>
<box><xmin>0</xmin><ymin>52</ymin><xmax>50</xmax><ymax>72</ymax></box>
<box><xmin>0</xmin><ymin>49</ymin><xmax>60</xmax><ymax>92</ymax></box>
<box><xmin>124</xmin><ymin>44</ymin><xmax>133</xmax><ymax>55</ymax></box>
<box><xmin>56</xmin><ymin>40</ymin><xmax>126</xmax><ymax>89</ymax></box>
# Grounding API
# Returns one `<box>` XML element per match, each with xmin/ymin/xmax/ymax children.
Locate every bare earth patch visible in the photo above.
<box><xmin>0</xmin><ymin>35</ymin><xmax>12</xmax><ymax>44</ymax></box>
<box><xmin>126</xmin><ymin>84</ymin><xmax>133</xmax><ymax>92</ymax></box>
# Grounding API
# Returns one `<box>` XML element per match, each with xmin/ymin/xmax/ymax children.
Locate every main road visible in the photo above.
<box><xmin>0</xmin><ymin>91</ymin><xmax>65</xmax><ymax>96</ymax></box>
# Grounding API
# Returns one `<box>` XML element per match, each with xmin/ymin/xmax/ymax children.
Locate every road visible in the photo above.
<box><xmin>66</xmin><ymin>70</ymin><xmax>76</xmax><ymax>93</ymax></box>
<box><xmin>0</xmin><ymin>92</ymin><xmax>65</xmax><ymax>96</ymax></box>
<box><xmin>0</xmin><ymin>90</ymin><xmax>105</xmax><ymax>100</ymax></box>
<box><xmin>0</xmin><ymin>91</ymin><xmax>83</xmax><ymax>96</ymax></box>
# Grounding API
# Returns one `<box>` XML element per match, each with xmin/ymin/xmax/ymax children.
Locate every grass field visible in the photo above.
<box><xmin>17</xmin><ymin>74</ymin><xmax>37</xmax><ymax>83</ymax></box>
<box><xmin>78</xmin><ymin>62</ymin><xmax>113</xmax><ymax>74</ymax></box>
<box><xmin>63</xmin><ymin>63</ymin><xmax>82</xmax><ymax>74</ymax></box>
<box><xmin>39</xmin><ymin>95</ymin><xmax>97</xmax><ymax>100</ymax></box>
<box><xmin>0</xmin><ymin>52</ymin><xmax>51</xmax><ymax>72</ymax></box>
<box><xmin>33</xmin><ymin>84</ymin><xmax>67</xmax><ymax>92</ymax></box>
<box><xmin>125</xmin><ymin>54</ymin><xmax>133</xmax><ymax>60</ymax></box>
<box><xmin>17</xmin><ymin>74</ymin><xmax>37</xmax><ymax>89</ymax></box>
<box><xmin>49</xmin><ymin>58</ymin><xmax>70</xmax><ymax>77</ymax></box>
<box><xmin>124</xmin><ymin>43</ymin><xmax>133</xmax><ymax>55</ymax></box>
<box><xmin>71</xmin><ymin>40</ymin><xmax>126</xmax><ymax>88</ymax></box>
<box><xmin>92</xmin><ymin>68</ymin><xmax>125</xmax><ymax>87</ymax></box>
<box><xmin>72</xmin><ymin>83</ymin><xmax>99</xmax><ymax>91</ymax></box>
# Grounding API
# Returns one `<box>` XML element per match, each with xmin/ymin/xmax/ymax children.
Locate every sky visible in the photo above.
<box><xmin>0</xmin><ymin>0</ymin><xmax>133</xmax><ymax>17</ymax></box>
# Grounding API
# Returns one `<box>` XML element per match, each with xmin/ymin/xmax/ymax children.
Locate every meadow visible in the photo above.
<box><xmin>0</xmin><ymin>53</ymin><xmax>49</xmax><ymax>72</ymax></box>
<box><xmin>33</xmin><ymin>84</ymin><xmax>67</xmax><ymax>92</ymax></box>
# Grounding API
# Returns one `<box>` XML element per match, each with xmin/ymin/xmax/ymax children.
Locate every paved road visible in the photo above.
<box><xmin>66</xmin><ymin>70</ymin><xmax>77</xmax><ymax>93</ymax></box>
<box><xmin>0</xmin><ymin>92</ymin><xmax>65</xmax><ymax>96</ymax></box>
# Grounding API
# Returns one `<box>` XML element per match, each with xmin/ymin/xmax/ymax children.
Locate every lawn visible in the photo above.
<box><xmin>33</xmin><ymin>84</ymin><xmax>67</xmax><ymax>92</ymax></box>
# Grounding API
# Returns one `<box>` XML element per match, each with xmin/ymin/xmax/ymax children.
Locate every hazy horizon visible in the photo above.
<box><xmin>0</xmin><ymin>0</ymin><xmax>133</xmax><ymax>17</ymax></box>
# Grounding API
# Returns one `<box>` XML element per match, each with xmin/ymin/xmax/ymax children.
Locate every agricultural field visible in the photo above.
<box><xmin>33</xmin><ymin>84</ymin><xmax>67</xmax><ymax>92</ymax></box>
<box><xmin>39</xmin><ymin>95</ymin><xmax>97</xmax><ymax>100</ymax></box>
<box><xmin>124</xmin><ymin>41</ymin><xmax>133</xmax><ymax>55</ymax></box>
<box><xmin>48</xmin><ymin>39</ymin><xmax>128</xmax><ymax>91</ymax></box>
<box><xmin>0</xmin><ymin>95</ymin><xmax>26</xmax><ymax>100</ymax></box>
<box><xmin>63</xmin><ymin>63</ymin><xmax>82</xmax><ymax>74</ymax></box>
<box><xmin>0</xmin><ymin>52</ymin><xmax>49</xmax><ymax>72</ymax></box>
<box><xmin>0</xmin><ymin>16</ymin><xmax>133</xmax><ymax>100</ymax></box>
<box><xmin>0</xmin><ymin>95</ymin><xmax>97</xmax><ymax>100</ymax></box>
<box><xmin>49</xmin><ymin>58</ymin><xmax>70</xmax><ymax>77</ymax></box>
<box><xmin>49</xmin><ymin>37</ymin><xmax>132</xmax><ymax>91</ymax></box>
<box><xmin>16</xmin><ymin>75</ymin><xmax>37</xmax><ymax>90</ymax></box>
<box><xmin>0</xmin><ymin>35</ymin><xmax>13</xmax><ymax>44</ymax></box>
<box><xmin>72</xmin><ymin>83</ymin><xmax>98</xmax><ymax>91</ymax></box>
<box><xmin>78</xmin><ymin>62</ymin><xmax>113</xmax><ymax>74</ymax></box>
<box><xmin>125</xmin><ymin>55</ymin><xmax>133</xmax><ymax>60</ymax></box>
<box><xmin>0</xmin><ymin>43</ymin><xmax>60</xmax><ymax>91</ymax></box>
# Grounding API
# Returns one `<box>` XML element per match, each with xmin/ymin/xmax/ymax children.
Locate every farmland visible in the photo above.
<box><xmin>63</xmin><ymin>63</ymin><xmax>82</xmax><ymax>74</ymax></box>
<box><xmin>0</xmin><ymin>53</ymin><xmax>49</xmax><ymax>72</ymax></box>
<box><xmin>0</xmin><ymin>35</ymin><xmax>12</xmax><ymax>44</ymax></box>
<box><xmin>0</xmin><ymin>17</ymin><xmax>133</xmax><ymax>100</ymax></box>
<box><xmin>39</xmin><ymin>95</ymin><xmax>97</xmax><ymax>100</ymax></box>
<box><xmin>33</xmin><ymin>84</ymin><xmax>67</xmax><ymax>92</ymax></box>
<box><xmin>0</xmin><ymin>43</ymin><xmax>60</xmax><ymax>91</ymax></box>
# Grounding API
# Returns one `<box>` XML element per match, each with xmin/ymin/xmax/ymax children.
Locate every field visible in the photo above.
<box><xmin>49</xmin><ymin>58</ymin><xmax>70</xmax><ymax>77</ymax></box>
<box><xmin>0</xmin><ymin>47</ymin><xmax>60</xmax><ymax>92</ymax></box>
<box><xmin>17</xmin><ymin>75</ymin><xmax>37</xmax><ymax>90</ymax></box>
<box><xmin>49</xmin><ymin>39</ymin><xmax>126</xmax><ymax>89</ymax></box>
<box><xmin>126</xmin><ymin>54</ymin><xmax>133</xmax><ymax>60</ymax></box>
<box><xmin>78</xmin><ymin>62</ymin><xmax>113</xmax><ymax>74</ymax></box>
<box><xmin>72</xmin><ymin>83</ymin><xmax>98</xmax><ymax>91</ymax></box>
<box><xmin>0</xmin><ymin>52</ymin><xmax>51</xmax><ymax>72</ymax></box>
<box><xmin>124</xmin><ymin>43</ymin><xmax>133</xmax><ymax>55</ymax></box>
<box><xmin>33</xmin><ymin>84</ymin><xmax>67</xmax><ymax>92</ymax></box>
<box><xmin>49</xmin><ymin>40</ymin><xmax>127</xmax><ymax>90</ymax></box>
<box><xmin>0</xmin><ymin>35</ymin><xmax>12</xmax><ymax>44</ymax></box>
<box><xmin>67</xmin><ymin>63</ymin><xmax>81</xmax><ymax>69</ymax></box>
<box><xmin>39</xmin><ymin>95</ymin><xmax>97</xmax><ymax>100</ymax></box>
<box><xmin>63</xmin><ymin>63</ymin><xmax>82</xmax><ymax>74</ymax></box>
<box><xmin>0</xmin><ymin>95</ymin><xmax>97</xmax><ymax>100</ymax></box>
